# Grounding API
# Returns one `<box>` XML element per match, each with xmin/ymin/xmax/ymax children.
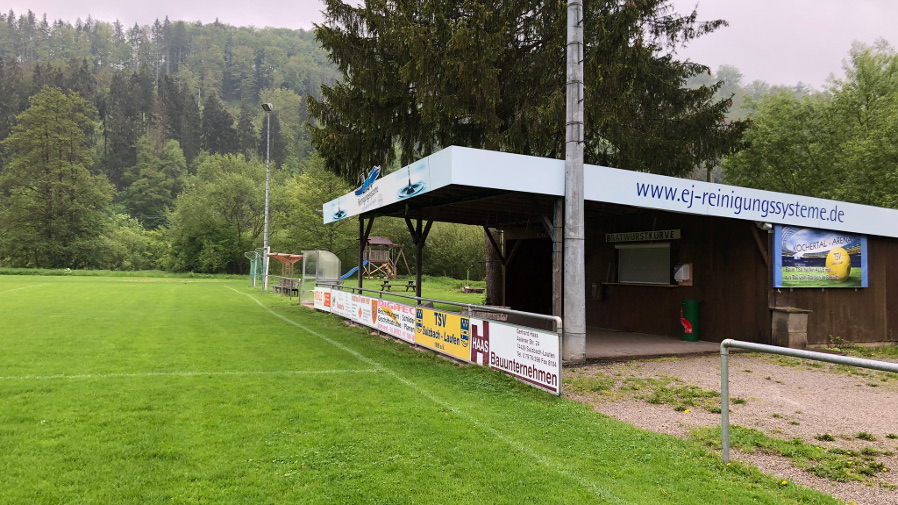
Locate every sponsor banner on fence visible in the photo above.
<box><xmin>774</xmin><ymin>225</ymin><xmax>868</xmax><ymax>288</ymax></box>
<box><xmin>470</xmin><ymin>319</ymin><xmax>561</xmax><ymax>395</ymax></box>
<box><xmin>351</xmin><ymin>293</ymin><xmax>376</xmax><ymax>328</ymax></box>
<box><xmin>330</xmin><ymin>289</ymin><xmax>355</xmax><ymax>320</ymax></box>
<box><xmin>310</xmin><ymin>290</ymin><xmax>561</xmax><ymax>395</ymax></box>
<box><xmin>373</xmin><ymin>299</ymin><xmax>416</xmax><ymax>343</ymax></box>
<box><xmin>415</xmin><ymin>307</ymin><xmax>471</xmax><ymax>362</ymax></box>
<box><xmin>313</xmin><ymin>287</ymin><xmax>332</xmax><ymax>312</ymax></box>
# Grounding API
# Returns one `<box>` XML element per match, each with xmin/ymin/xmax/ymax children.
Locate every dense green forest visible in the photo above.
<box><xmin>0</xmin><ymin>10</ymin><xmax>486</xmax><ymax>276</ymax></box>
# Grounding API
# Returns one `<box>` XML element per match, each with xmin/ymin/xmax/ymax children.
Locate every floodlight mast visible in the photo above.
<box><xmin>261</xmin><ymin>103</ymin><xmax>273</xmax><ymax>290</ymax></box>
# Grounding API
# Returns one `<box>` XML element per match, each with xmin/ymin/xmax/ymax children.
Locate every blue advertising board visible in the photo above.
<box><xmin>774</xmin><ymin>226</ymin><xmax>868</xmax><ymax>288</ymax></box>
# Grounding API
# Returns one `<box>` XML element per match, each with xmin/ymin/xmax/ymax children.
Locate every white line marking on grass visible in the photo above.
<box><xmin>227</xmin><ymin>286</ymin><xmax>632</xmax><ymax>504</ymax></box>
<box><xmin>0</xmin><ymin>369</ymin><xmax>380</xmax><ymax>381</ymax></box>
<box><xmin>0</xmin><ymin>283</ymin><xmax>50</xmax><ymax>295</ymax></box>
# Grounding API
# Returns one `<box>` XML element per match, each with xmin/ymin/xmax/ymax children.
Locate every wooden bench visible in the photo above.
<box><xmin>380</xmin><ymin>280</ymin><xmax>416</xmax><ymax>292</ymax></box>
<box><xmin>273</xmin><ymin>284</ymin><xmax>299</xmax><ymax>297</ymax></box>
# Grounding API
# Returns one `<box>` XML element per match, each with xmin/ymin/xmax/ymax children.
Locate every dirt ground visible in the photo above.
<box><xmin>565</xmin><ymin>353</ymin><xmax>898</xmax><ymax>505</ymax></box>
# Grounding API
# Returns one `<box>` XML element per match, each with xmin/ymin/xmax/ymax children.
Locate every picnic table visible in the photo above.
<box><xmin>380</xmin><ymin>280</ymin><xmax>416</xmax><ymax>292</ymax></box>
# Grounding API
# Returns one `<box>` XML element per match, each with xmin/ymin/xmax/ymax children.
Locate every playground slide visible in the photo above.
<box><xmin>340</xmin><ymin>260</ymin><xmax>369</xmax><ymax>280</ymax></box>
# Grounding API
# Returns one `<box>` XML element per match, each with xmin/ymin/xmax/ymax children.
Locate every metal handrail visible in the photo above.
<box><xmin>332</xmin><ymin>284</ymin><xmax>563</xmax><ymax>332</ymax></box>
<box><xmin>720</xmin><ymin>339</ymin><xmax>898</xmax><ymax>463</ymax></box>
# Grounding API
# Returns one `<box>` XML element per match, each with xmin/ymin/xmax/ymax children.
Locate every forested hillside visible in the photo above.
<box><xmin>0</xmin><ymin>10</ymin><xmax>488</xmax><ymax>276</ymax></box>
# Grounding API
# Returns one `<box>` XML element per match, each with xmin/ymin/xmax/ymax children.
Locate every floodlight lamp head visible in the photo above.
<box><xmin>261</xmin><ymin>103</ymin><xmax>274</xmax><ymax>112</ymax></box>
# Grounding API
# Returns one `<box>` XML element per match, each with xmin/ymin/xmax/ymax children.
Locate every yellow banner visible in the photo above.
<box><xmin>415</xmin><ymin>307</ymin><xmax>471</xmax><ymax>362</ymax></box>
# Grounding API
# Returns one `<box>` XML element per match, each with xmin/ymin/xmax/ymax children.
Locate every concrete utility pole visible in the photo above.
<box><xmin>564</xmin><ymin>0</ymin><xmax>586</xmax><ymax>363</ymax></box>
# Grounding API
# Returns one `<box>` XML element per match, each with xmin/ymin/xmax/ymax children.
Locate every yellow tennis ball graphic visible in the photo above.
<box><xmin>825</xmin><ymin>247</ymin><xmax>851</xmax><ymax>282</ymax></box>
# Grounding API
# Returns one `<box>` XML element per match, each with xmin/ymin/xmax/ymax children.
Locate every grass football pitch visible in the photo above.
<box><xmin>0</xmin><ymin>275</ymin><xmax>838</xmax><ymax>504</ymax></box>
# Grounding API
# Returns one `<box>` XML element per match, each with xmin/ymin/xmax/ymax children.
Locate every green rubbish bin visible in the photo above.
<box><xmin>680</xmin><ymin>299</ymin><xmax>700</xmax><ymax>342</ymax></box>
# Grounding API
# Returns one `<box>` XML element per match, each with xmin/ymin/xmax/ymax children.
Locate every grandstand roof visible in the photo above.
<box><xmin>323</xmin><ymin>146</ymin><xmax>898</xmax><ymax>239</ymax></box>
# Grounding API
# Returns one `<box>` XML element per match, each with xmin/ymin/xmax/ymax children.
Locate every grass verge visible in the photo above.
<box><xmin>693</xmin><ymin>425</ymin><xmax>893</xmax><ymax>485</ymax></box>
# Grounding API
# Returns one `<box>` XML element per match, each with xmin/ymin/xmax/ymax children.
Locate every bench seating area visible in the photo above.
<box><xmin>381</xmin><ymin>280</ymin><xmax>416</xmax><ymax>292</ymax></box>
<box><xmin>272</xmin><ymin>284</ymin><xmax>299</xmax><ymax>296</ymax></box>
<box><xmin>272</xmin><ymin>279</ymin><xmax>299</xmax><ymax>297</ymax></box>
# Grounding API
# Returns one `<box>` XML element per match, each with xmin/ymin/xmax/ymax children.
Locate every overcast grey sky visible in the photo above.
<box><xmin>6</xmin><ymin>0</ymin><xmax>898</xmax><ymax>89</ymax></box>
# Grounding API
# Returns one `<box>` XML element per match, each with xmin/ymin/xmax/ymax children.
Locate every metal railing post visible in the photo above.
<box><xmin>719</xmin><ymin>339</ymin><xmax>898</xmax><ymax>465</ymax></box>
<box><xmin>720</xmin><ymin>341</ymin><xmax>731</xmax><ymax>464</ymax></box>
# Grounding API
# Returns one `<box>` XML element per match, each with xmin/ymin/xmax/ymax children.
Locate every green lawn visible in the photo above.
<box><xmin>355</xmin><ymin>275</ymin><xmax>486</xmax><ymax>311</ymax></box>
<box><xmin>0</xmin><ymin>275</ymin><xmax>839</xmax><ymax>504</ymax></box>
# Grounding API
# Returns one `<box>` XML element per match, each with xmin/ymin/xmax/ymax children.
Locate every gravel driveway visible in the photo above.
<box><xmin>566</xmin><ymin>353</ymin><xmax>898</xmax><ymax>505</ymax></box>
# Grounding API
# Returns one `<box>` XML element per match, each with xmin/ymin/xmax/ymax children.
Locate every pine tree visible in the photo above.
<box><xmin>0</xmin><ymin>56</ymin><xmax>19</xmax><ymax>146</ymax></box>
<box><xmin>181</xmin><ymin>92</ymin><xmax>203</xmax><ymax>164</ymax></box>
<box><xmin>235</xmin><ymin>101</ymin><xmax>258</xmax><ymax>159</ymax></box>
<box><xmin>103</xmin><ymin>71</ymin><xmax>141</xmax><ymax>188</ymax></box>
<box><xmin>0</xmin><ymin>86</ymin><xmax>113</xmax><ymax>267</ymax></box>
<box><xmin>310</xmin><ymin>0</ymin><xmax>746</xmax><ymax>180</ymax></box>
<box><xmin>201</xmin><ymin>93</ymin><xmax>237</xmax><ymax>155</ymax></box>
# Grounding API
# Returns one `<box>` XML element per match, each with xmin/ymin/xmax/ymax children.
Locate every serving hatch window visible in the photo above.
<box><xmin>615</xmin><ymin>242</ymin><xmax>671</xmax><ymax>285</ymax></box>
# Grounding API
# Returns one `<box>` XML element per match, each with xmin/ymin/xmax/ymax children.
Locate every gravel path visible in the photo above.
<box><xmin>566</xmin><ymin>354</ymin><xmax>898</xmax><ymax>505</ymax></box>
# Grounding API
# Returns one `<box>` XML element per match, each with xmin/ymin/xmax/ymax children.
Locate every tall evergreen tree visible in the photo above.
<box><xmin>0</xmin><ymin>87</ymin><xmax>113</xmax><ymax>267</ymax></box>
<box><xmin>181</xmin><ymin>92</ymin><xmax>203</xmax><ymax>164</ymax></box>
<box><xmin>68</xmin><ymin>58</ymin><xmax>95</xmax><ymax>100</ymax></box>
<box><xmin>157</xmin><ymin>74</ymin><xmax>183</xmax><ymax>140</ymax></box>
<box><xmin>235</xmin><ymin>100</ymin><xmax>257</xmax><ymax>159</ymax></box>
<box><xmin>103</xmin><ymin>71</ymin><xmax>141</xmax><ymax>188</ymax></box>
<box><xmin>310</xmin><ymin>0</ymin><xmax>746</xmax><ymax>180</ymax></box>
<box><xmin>201</xmin><ymin>92</ymin><xmax>237</xmax><ymax>155</ymax></box>
<box><xmin>0</xmin><ymin>56</ymin><xmax>21</xmax><ymax>148</ymax></box>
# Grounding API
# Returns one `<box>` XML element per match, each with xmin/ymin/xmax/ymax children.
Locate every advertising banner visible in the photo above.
<box><xmin>310</xmin><ymin>289</ymin><xmax>562</xmax><ymax>395</ymax></box>
<box><xmin>589</xmin><ymin>163</ymin><xmax>898</xmax><ymax>238</ymax></box>
<box><xmin>774</xmin><ymin>225</ymin><xmax>868</xmax><ymax>288</ymax></box>
<box><xmin>323</xmin><ymin>159</ymin><xmax>433</xmax><ymax>224</ymax></box>
<box><xmin>373</xmin><ymin>299</ymin><xmax>416</xmax><ymax>343</ymax></box>
<box><xmin>414</xmin><ymin>307</ymin><xmax>472</xmax><ymax>362</ymax></box>
<box><xmin>470</xmin><ymin>319</ymin><xmax>561</xmax><ymax>395</ymax></box>
<box><xmin>350</xmin><ymin>293</ymin><xmax>376</xmax><ymax>328</ymax></box>
<box><xmin>313</xmin><ymin>287</ymin><xmax>332</xmax><ymax>312</ymax></box>
<box><xmin>330</xmin><ymin>289</ymin><xmax>355</xmax><ymax>319</ymax></box>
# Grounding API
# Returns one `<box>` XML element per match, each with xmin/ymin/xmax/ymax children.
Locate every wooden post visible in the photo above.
<box><xmin>406</xmin><ymin>216</ymin><xmax>432</xmax><ymax>300</ymax></box>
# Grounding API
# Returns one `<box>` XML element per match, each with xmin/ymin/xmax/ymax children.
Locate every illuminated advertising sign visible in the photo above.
<box><xmin>774</xmin><ymin>225</ymin><xmax>868</xmax><ymax>288</ymax></box>
<box><xmin>415</xmin><ymin>307</ymin><xmax>471</xmax><ymax>362</ymax></box>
